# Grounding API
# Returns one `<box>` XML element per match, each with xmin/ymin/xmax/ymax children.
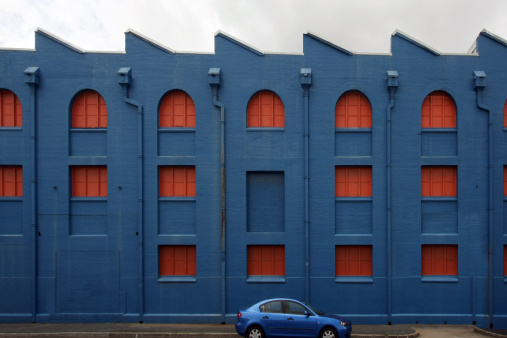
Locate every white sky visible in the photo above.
<box><xmin>1</xmin><ymin>0</ymin><xmax>507</xmax><ymax>54</ymax></box>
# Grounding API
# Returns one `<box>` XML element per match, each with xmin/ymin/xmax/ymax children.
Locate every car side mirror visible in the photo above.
<box><xmin>304</xmin><ymin>310</ymin><xmax>310</xmax><ymax>317</ymax></box>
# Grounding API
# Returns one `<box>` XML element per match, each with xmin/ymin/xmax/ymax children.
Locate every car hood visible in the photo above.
<box><xmin>320</xmin><ymin>313</ymin><xmax>350</xmax><ymax>323</ymax></box>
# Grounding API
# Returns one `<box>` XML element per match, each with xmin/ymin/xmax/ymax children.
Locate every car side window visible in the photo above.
<box><xmin>259</xmin><ymin>301</ymin><xmax>283</xmax><ymax>313</ymax></box>
<box><xmin>285</xmin><ymin>301</ymin><xmax>309</xmax><ymax>315</ymax></box>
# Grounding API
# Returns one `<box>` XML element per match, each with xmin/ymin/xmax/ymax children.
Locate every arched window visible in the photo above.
<box><xmin>421</xmin><ymin>91</ymin><xmax>456</xmax><ymax>128</ymax></box>
<box><xmin>247</xmin><ymin>91</ymin><xmax>284</xmax><ymax>128</ymax></box>
<box><xmin>335</xmin><ymin>91</ymin><xmax>372</xmax><ymax>128</ymax></box>
<box><xmin>71</xmin><ymin>90</ymin><xmax>107</xmax><ymax>128</ymax></box>
<box><xmin>0</xmin><ymin>89</ymin><xmax>22</xmax><ymax>127</ymax></box>
<box><xmin>159</xmin><ymin>90</ymin><xmax>195</xmax><ymax>128</ymax></box>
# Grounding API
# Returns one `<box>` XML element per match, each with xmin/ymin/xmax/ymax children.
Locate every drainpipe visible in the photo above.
<box><xmin>118</xmin><ymin>67</ymin><xmax>145</xmax><ymax>321</ymax></box>
<box><xmin>300</xmin><ymin>68</ymin><xmax>312</xmax><ymax>303</ymax></box>
<box><xmin>25</xmin><ymin>66</ymin><xmax>40</xmax><ymax>322</ymax></box>
<box><xmin>386</xmin><ymin>71</ymin><xmax>398</xmax><ymax>324</ymax></box>
<box><xmin>208</xmin><ymin>68</ymin><xmax>226</xmax><ymax>323</ymax></box>
<box><xmin>474</xmin><ymin>71</ymin><xmax>493</xmax><ymax>328</ymax></box>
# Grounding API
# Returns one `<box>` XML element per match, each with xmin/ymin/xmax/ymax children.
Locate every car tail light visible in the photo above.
<box><xmin>237</xmin><ymin>312</ymin><xmax>242</xmax><ymax>319</ymax></box>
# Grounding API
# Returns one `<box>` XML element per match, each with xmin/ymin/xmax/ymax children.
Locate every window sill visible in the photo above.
<box><xmin>159</xmin><ymin>197</ymin><xmax>196</xmax><ymax>202</ymax></box>
<box><xmin>70</xmin><ymin>128</ymin><xmax>107</xmax><ymax>133</ymax></box>
<box><xmin>335</xmin><ymin>276</ymin><xmax>373</xmax><ymax>283</ymax></box>
<box><xmin>247</xmin><ymin>276</ymin><xmax>285</xmax><ymax>283</ymax></box>
<box><xmin>421</xmin><ymin>128</ymin><xmax>457</xmax><ymax>133</ymax></box>
<box><xmin>70</xmin><ymin>197</ymin><xmax>107</xmax><ymax>202</ymax></box>
<box><xmin>247</xmin><ymin>127</ymin><xmax>284</xmax><ymax>132</ymax></box>
<box><xmin>0</xmin><ymin>127</ymin><xmax>22</xmax><ymax>131</ymax></box>
<box><xmin>335</xmin><ymin>197</ymin><xmax>372</xmax><ymax>202</ymax></box>
<box><xmin>335</xmin><ymin>128</ymin><xmax>372</xmax><ymax>133</ymax></box>
<box><xmin>0</xmin><ymin>197</ymin><xmax>23</xmax><ymax>201</ymax></box>
<box><xmin>158</xmin><ymin>128</ymin><xmax>195</xmax><ymax>133</ymax></box>
<box><xmin>421</xmin><ymin>197</ymin><xmax>457</xmax><ymax>202</ymax></box>
<box><xmin>158</xmin><ymin>276</ymin><xmax>196</xmax><ymax>283</ymax></box>
<box><xmin>421</xmin><ymin>276</ymin><xmax>458</xmax><ymax>283</ymax></box>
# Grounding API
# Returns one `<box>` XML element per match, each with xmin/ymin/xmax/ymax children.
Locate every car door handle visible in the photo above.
<box><xmin>262</xmin><ymin>316</ymin><xmax>269</xmax><ymax>319</ymax></box>
<box><xmin>287</xmin><ymin>317</ymin><xmax>294</xmax><ymax>320</ymax></box>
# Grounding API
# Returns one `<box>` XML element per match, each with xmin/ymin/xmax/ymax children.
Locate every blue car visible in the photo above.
<box><xmin>235</xmin><ymin>298</ymin><xmax>352</xmax><ymax>338</ymax></box>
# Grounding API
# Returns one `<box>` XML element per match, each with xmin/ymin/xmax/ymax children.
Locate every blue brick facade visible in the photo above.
<box><xmin>0</xmin><ymin>28</ymin><xmax>506</xmax><ymax>328</ymax></box>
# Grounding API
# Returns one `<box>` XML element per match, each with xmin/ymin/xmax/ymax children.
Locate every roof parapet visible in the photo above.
<box><xmin>125</xmin><ymin>29</ymin><xmax>176</xmax><ymax>54</ymax></box>
<box><xmin>214</xmin><ymin>30</ymin><xmax>264</xmax><ymax>56</ymax></box>
<box><xmin>35</xmin><ymin>27</ymin><xmax>85</xmax><ymax>54</ymax></box>
<box><xmin>304</xmin><ymin>31</ymin><xmax>354</xmax><ymax>56</ymax></box>
<box><xmin>392</xmin><ymin>30</ymin><xmax>440</xmax><ymax>56</ymax></box>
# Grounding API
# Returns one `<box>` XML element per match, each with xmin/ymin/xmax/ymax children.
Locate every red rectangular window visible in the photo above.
<box><xmin>335</xmin><ymin>245</ymin><xmax>372</xmax><ymax>276</ymax></box>
<box><xmin>159</xmin><ymin>245</ymin><xmax>196</xmax><ymax>276</ymax></box>
<box><xmin>335</xmin><ymin>166</ymin><xmax>372</xmax><ymax>197</ymax></box>
<box><xmin>159</xmin><ymin>166</ymin><xmax>196</xmax><ymax>197</ymax></box>
<box><xmin>0</xmin><ymin>90</ymin><xmax>22</xmax><ymax>127</ymax></box>
<box><xmin>421</xmin><ymin>166</ymin><xmax>456</xmax><ymax>197</ymax></box>
<box><xmin>247</xmin><ymin>245</ymin><xmax>285</xmax><ymax>276</ymax></box>
<box><xmin>71</xmin><ymin>166</ymin><xmax>107</xmax><ymax>197</ymax></box>
<box><xmin>422</xmin><ymin>245</ymin><xmax>457</xmax><ymax>275</ymax></box>
<box><xmin>0</xmin><ymin>166</ymin><xmax>22</xmax><ymax>196</ymax></box>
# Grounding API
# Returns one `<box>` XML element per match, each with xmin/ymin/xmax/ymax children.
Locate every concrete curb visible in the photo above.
<box><xmin>474</xmin><ymin>327</ymin><xmax>507</xmax><ymax>338</ymax></box>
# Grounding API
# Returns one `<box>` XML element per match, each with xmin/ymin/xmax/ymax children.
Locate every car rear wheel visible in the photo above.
<box><xmin>320</xmin><ymin>327</ymin><xmax>338</xmax><ymax>338</ymax></box>
<box><xmin>246</xmin><ymin>325</ymin><xmax>265</xmax><ymax>338</ymax></box>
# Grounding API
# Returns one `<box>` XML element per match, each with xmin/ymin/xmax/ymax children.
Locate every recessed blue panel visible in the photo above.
<box><xmin>335</xmin><ymin>200</ymin><xmax>372</xmax><ymax>234</ymax></box>
<box><xmin>0</xmin><ymin>200</ymin><xmax>23</xmax><ymax>235</ymax></box>
<box><xmin>0</xmin><ymin>277</ymin><xmax>31</xmax><ymax>313</ymax></box>
<box><xmin>247</xmin><ymin>172</ymin><xmax>285</xmax><ymax>232</ymax></box>
<box><xmin>245</xmin><ymin>131</ymin><xmax>285</xmax><ymax>157</ymax></box>
<box><xmin>70</xmin><ymin>200</ymin><xmax>107</xmax><ymax>235</ymax></box>
<box><xmin>158</xmin><ymin>131</ymin><xmax>195</xmax><ymax>157</ymax></box>
<box><xmin>159</xmin><ymin>200</ymin><xmax>196</xmax><ymax>234</ymax></box>
<box><xmin>421</xmin><ymin>131</ymin><xmax>457</xmax><ymax>157</ymax></box>
<box><xmin>421</xmin><ymin>200</ymin><xmax>457</xmax><ymax>234</ymax></box>
<box><xmin>503</xmin><ymin>201</ymin><xmax>507</xmax><ymax>235</ymax></box>
<box><xmin>56</xmin><ymin>250</ymin><xmax>120</xmax><ymax>313</ymax></box>
<box><xmin>335</xmin><ymin>131</ymin><xmax>372</xmax><ymax>157</ymax></box>
<box><xmin>69</xmin><ymin>130</ymin><xmax>107</xmax><ymax>156</ymax></box>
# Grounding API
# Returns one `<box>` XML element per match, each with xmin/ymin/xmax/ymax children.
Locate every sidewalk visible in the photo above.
<box><xmin>0</xmin><ymin>322</ymin><xmax>505</xmax><ymax>338</ymax></box>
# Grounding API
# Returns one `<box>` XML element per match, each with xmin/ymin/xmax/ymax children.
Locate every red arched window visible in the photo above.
<box><xmin>247</xmin><ymin>91</ymin><xmax>284</xmax><ymax>128</ymax></box>
<box><xmin>421</xmin><ymin>91</ymin><xmax>456</xmax><ymax>128</ymax></box>
<box><xmin>159</xmin><ymin>91</ymin><xmax>195</xmax><ymax>128</ymax></box>
<box><xmin>71</xmin><ymin>91</ymin><xmax>107</xmax><ymax>128</ymax></box>
<box><xmin>335</xmin><ymin>91</ymin><xmax>372</xmax><ymax>128</ymax></box>
<box><xmin>503</xmin><ymin>100</ymin><xmax>507</xmax><ymax>128</ymax></box>
<box><xmin>0</xmin><ymin>90</ymin><xmax>22</xmax><ymax>127</ymax></box>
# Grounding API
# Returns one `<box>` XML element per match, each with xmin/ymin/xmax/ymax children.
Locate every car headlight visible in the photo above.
<box><xmin>339</xmin><ymin>321</ymin><xmax>348</xmax><ymax>327</ymax></box>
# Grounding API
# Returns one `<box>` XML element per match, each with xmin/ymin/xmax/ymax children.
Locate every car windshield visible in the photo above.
<box><xmin>302</xmin><ymin>302</ymin><xmax>325</xmax><ymax>315</ymax></box>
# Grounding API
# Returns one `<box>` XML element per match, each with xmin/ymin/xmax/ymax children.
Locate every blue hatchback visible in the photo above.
<box><xmin>235</xmin><ymin>298</ymin><xmax>352</xmax><ymax>338</ymax></box>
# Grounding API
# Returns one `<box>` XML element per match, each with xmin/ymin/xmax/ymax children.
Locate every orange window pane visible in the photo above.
<box><xmin>421</xmin><ymin>91</ymin><xmax>456</xmax><ymax>128</ymax></box>
<box><xmin>335</xmin><ymin>92</ymin><xmax>371</xmax><ymax>128</ymax></box>
<box><xmin>248</xmin><ymin>245</ymin><xmax>285</xmax><ymax>276</ymax></box>
<box><xmin>159</xmin><ymin>245</ymin><xmax>196</xmax><ymax>276</ymax></box>
<box><xmin>421</xmin><ymin>166</ymin><xmax>456</xmax><ymax>197</ymax></box>
<box><xmin>335</xmin><ymin>167</ymin><xmax>372</xmax><ymax>197</ymax></box>
<box><xmin>422</xmin><ymin>245</ymin><xmax>457</xmax><ymax>275</ymax></box>
<box><xmin>0</xmin><ymin>166</ymin><xmax>22</xmax><ymax>196</ymax></box>
<box><xmin>72</xmin><ymin>91</ymin><xmax>107</xmax><ymax>128</ymax></box>
<box><xmin>335</xmin><ymin>245</ymin><xmax>372</xmax><ymax>276</ymax></box>
<box><xmin>159</xmin><ymin>91</ymin><xmax>196</xmax><ymax>128</ymax></box>
<box><xmin>71</xmin><ymin>166</ymin><xmax>107</xmax><ymax>197</ymax></box>
<box><xmin>0</xmin><ymin>90</ymin><xmax>22</xmax><ymax>127</ymax></box>
<box><xmin>247</xmin><ymin>91</ymin><xmax>285</xmax><ymax>128</ymax></box>
<box><xmin>159</xmin><ymin>166</ymin><xmax>196</xmax><ymax>197</ymax></box>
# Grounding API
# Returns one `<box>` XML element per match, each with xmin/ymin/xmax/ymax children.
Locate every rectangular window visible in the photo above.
<box><xmin>159</xmin><ymin>245</ymin><xmax>196</xmax><ymax>276</ymax></box>
<box><xmin>247</xmin><ymin>172</ymin><xmax>285</xmax><ymax>232</ymax></box>
<box><xmin>335</xmin><ymin>245</ymin><xmax>372</xmax><ymax>276</ymax></box>
<box><xmin>247</xmin><ymin>245</ymin><xmax>285</xmax><ymax>276</ymax></box>
<box><xmin>335</xmin><ymin>166</ymin><xmax>372</xmax><ymax>197</ymax></box>
<box><xmin>159</xmin><ymin>166</ymin><xmax>196</xmax><ymax>197</ymax></box>
<box><xmin>0</xmin><ymin>166</ymin><xmax>22</xmax><ymax>196</ymax></box>
<box><xmin>71</xmin><ymin>166</ymin><xmax>107</xmax><ymax>197</ymax></box>
<box><xmin>422</xmin><ymin>245</ymin><xmax>457</xmax><ymax>275</ymax></box>
<box><xmin>421</xmin><ymin>166</ymin><xmax>456</xmax><ymax>197</ymax></box>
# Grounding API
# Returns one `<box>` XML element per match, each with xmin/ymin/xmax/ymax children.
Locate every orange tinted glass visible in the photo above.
<box><xmin>247</xmin><ymin>91</ymin><xmax>284</xmax><ymax>127</ymax></box>
<box><xmin>159</xmin><ymin>91</ymin><xmax>196</xmax><ymax>128</ymax></box>
<box><xmin>159</xmin><ymin>166</ymin><xmax>196</xmax><ymax>197</ymax></box>
<box><xmin>335</xmin><ymin>167</ymin><xmax>372</xmax><ymax>197</ymax></box>
<box><xmin>0</xmin><ymin>166</ymin><xmax>22</xmax><ymax>196</ymax></box>
<box><xmin>0</xmin><ymin>90</ymin><xmax>22</xmax><ymax>127</ymax></box>
<box><xmin>335</xmin><ymin>245</ymin><xmax>372</xmax><ymax>276</ymax></box>
<box><xmin>421</xmin><ymin>91</ymin><xmax>456</xmax><ymax>128</ymax></box>
<box><xmin>335</xmin><ymin>92</ymin><xmax>371</xmax><ymax>128</ymax></box>
<box><xmin>421</xmin><ymin>166</ymin><xmax>456</xmax><ymax>197</ymax></box>
<box><xmin>247</xmin><ymin>245</ymin><xmax>285</xmax><ymax>276</ymax></box>
<box><xmin>71</xmin><ymin>166</ymin><xmax>107</xmax><ymax>197</ymax></box>
<box><xmin>159</xmin><ymin>245</ymin><xmax>196</xmax><ymax>276</ymax></box>
<box><xmin>422</xmin><ymin>245</ymin><xmax>457</xmax><ymax>275</ymax></box>
<box><xmin>72</xmin><ymin>91</ymin><xmax>107</xmax><ymax>128</ymax></box>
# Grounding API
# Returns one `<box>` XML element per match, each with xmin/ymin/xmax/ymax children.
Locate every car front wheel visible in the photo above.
<box><xmin>246</xmin><ymin>325</ymin><xmax>265</xmax><ymax>338</ymax></box>
<box><xmin>320</xmin><ymin>327</ymin><xmax>338</xmax><ymax>338</ymax></box>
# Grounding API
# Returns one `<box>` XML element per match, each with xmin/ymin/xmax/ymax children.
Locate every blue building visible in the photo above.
<box><xmin>0</xmin><ymin>28</ymin><xmax>506</xmax><ymax>329</ymax></box>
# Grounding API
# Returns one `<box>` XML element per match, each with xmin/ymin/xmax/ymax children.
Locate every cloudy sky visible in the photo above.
<box><xmin>1</xmin><ymin>0</ymin><xmax>507</xmax><ymax>54</ymax></box>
